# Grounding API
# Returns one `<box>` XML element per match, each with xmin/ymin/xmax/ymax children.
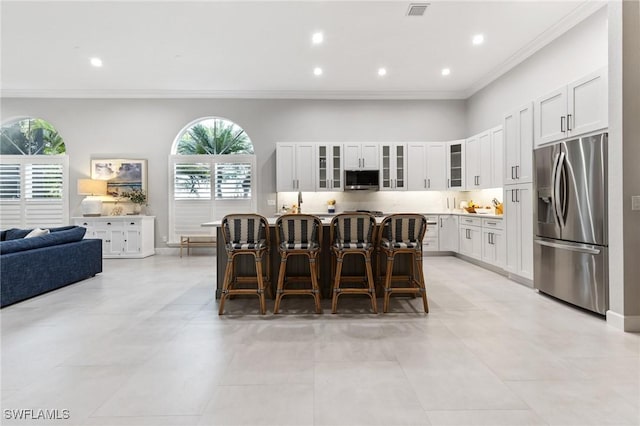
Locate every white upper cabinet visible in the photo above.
<box><xmin>407</xmin><ymin>143</ymin><xmax>427</xmax><ymax>191</ymax></box>
<box><xmin>380</xmin><ymin>143</ymin><xmax>407</xmax><ymax>191</ymax></box>
<box><xmin>447</xmin><ymin>140</ymin><xmax>465</xmax><ymax>190</ymax></box>
<box><xmin>407</xmin><ymin>142</ymin><xmax>447</xmax><ymax>191</ymax></box>
<box><xmin>426</xmin><ymin>143</ymin><xmax>447</xmax><ymax>190</ymax></box>
<box><xmin>465</xmin><ymin>134</ymin><xmax>480</xmax><ymax>190</ymax></box>
<box><xmin>344</xmin><ymin>143</ymin><xmax>379</xmax><ymax>170</ymax></box>
<box><xmin>490</xmin><ymin>126</ymin><xmax>504</xmax><ymax>188</ymax></box>
<box><xmin>534</xmin><ymin>67</ymin><xmax>608</xmax><ymax>147</ymax></box>
<box><xmin>276</xmin><ymin>143</ymin><xmax>315</xmax><ymax>192</ymax></box>
<box><xmin>466</xmin><ymin>128</ymin><xmax>499</xmax><ymax>190</ymax></box>
<box><xmin>504</xmin><ymin>102</ymin><xmax>533</xmax><ymax>185</ymax></box>
<box><xmin>316</xmin><ymin>143</ymin><xmax>343</xmax><ymax>191</ymax></box>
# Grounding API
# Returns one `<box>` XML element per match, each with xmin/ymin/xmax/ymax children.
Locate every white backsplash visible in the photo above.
<box><xmin>276</xmin><ymin>188</ymin><xmax>504</xmax><ymax>215</ymax></box>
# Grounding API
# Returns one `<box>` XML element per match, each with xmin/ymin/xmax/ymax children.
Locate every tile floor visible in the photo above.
<box><xmin>1</xmin><ymin>255</ymin><xmax>639</xmax><ymax>426</ymax></box>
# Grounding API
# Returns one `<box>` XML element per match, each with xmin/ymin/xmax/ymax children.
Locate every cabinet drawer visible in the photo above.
<box><xmin>482</xmin><ymin>218</ymin><xmax>503</xmax><ymax>230</ymax></box>
<box><xmin>460</xmin><ymin>216</ymin><xmax>482</xmax><ymax>227</ymax></box>
<box><xmin>94</xmin><ymin>220</ymin><xmax>124</xmax><ymax>230</ymax></box>
<box><xmin>423</xmin><ymin>237</ymin><xmax>439</xmax><ymax>251</ymax></box>
<box><xmin>75</xmin><ymin>219</ymin><xmax>94</xmax><ymax>228</ymax></box>
<box><xmin>125</xmin><ymin>220</ymin><xmax>142</xmax><ymax>229</ymax></box>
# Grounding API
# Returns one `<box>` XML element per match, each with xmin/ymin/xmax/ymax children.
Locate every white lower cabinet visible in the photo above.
<box><xmin>423</xmin><ymin>215</ymin><xmax>439</xmax><ymax>253</ymax></box>
<box><xmin>73</xmin><ymin>216</ymin><xmax>155</xmax><ymax>258</ymax></box>
<box><xmin>459</xmin><ymin>216</ymin><xmax>482</xmax><ymax>260</ymax></box>
<box><xmin>481</xmin><ymin>218</ymin><xmax>505</xmax><ymax>269</ymax></box>
<box><xmin>438</xmin><ymin>215</ymin><xmax>459</xmax><ymax>252</ymax></box>
<box><xmin>504</xmin><ymin>184</ymin><xmax>533</xmax><ymax>280</ymax></box>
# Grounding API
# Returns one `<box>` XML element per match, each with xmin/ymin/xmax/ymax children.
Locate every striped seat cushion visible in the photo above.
<box><xmin>277</xmin><ymin>216</ymin><xmax>319</xmax><ymax>251</ymax></box>
<box><xmin>381</xmin><ymin>239</ymin><xmax>420</xmax><ymax>250</ymax></box>
<box><xmin>332</xmin><ymin>215</ymin><xmax>374</xmax><ymax>251</ymax></box>
<box><xmin>333</xmin><ymin>242</ymin><xmax>373</xmax><ymax>250</ymax></box>
<box><xmin>227</xmin><ymin>240</ymin><xmax>266</xmax><ymax>250</ymax></box>
<box><xmin>280</xmin><ymin>242</ymin><xmax>319</xmax><ymax>251</ymax></box>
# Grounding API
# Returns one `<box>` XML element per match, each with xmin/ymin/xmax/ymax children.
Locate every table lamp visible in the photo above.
<box><xmin>78</xmin><ymin>179</ymin><xmax>107</xmax><ymax>216</ymax></box>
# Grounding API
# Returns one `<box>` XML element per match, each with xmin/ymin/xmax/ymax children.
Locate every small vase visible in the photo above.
<box><xmin>133</xmin><ymin>204</ymin><xmax>142</xmax><ymax>215</ymax></box>
<box><xmin>327</xmin><ymin>205</ymin><xmax>335</xmax><ymax>214</ymax></box>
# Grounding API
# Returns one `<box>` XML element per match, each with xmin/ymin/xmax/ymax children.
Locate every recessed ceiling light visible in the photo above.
<box><xmin>441</xmin><ymin>68</ymin><xmax>451</xmax><ymax>76</ymax></box>
<box><xmin>472</xmin><ymin>34</ymin><xmax>485</xmax><ymax>45</ymax></box>
<box><xmin>378</xmin><ymin>68</ymin><xmax>387</xmax><ymax>77</ymax></box>
<box><xmin>90</xmin><ymin>57</ymin><xmax>103</xmax><ymax>67</ymax></box>
<box><xmin>313</xmin><ymin>67</ymin><xmax>323</xmax><ymax>76</ymax></box>
<box><xmin>312</xmin><ymin>32</ymin><xmax>324</xmax><ymax>44</ymax></box>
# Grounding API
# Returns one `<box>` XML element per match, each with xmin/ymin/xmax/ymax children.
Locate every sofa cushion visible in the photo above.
<box><xmin>25</xmin><ymin>228</ymin><xmax>50</xmax><ymax>238</ymax></box>
<box><xmin>0</xmin><ymin>226</ymin><xmax>86</xmax><ymax>255</ymax></box>
<box><xmin>4</xmin><ymin>228</ymin><xmax>31</xmax><ymax>240</ymax></box>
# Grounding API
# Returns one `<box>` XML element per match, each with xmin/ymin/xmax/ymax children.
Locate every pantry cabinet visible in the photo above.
<box><xmin>276</xmin><ymin>143</ymin><xmax>315</xmax><ymax>191</ymax></box>
<box><xmin>490</xmin><ymin>126</ymin><xmax>504</xmax><ymax>187</ymax></box>
<box><xmin>344</xmin><ymin>143</ymin><xmax>379</xmax><ymax>170</ymax></box>
<box><xmin>380</xmin><ymin>143</ymin><xmax>407</xmax><ymax>191</ymax></box>
<box><xmin>504</xmin><ymin>184</ymin><xmax>533</xmax><ymax>281</ymax></box>
<box><xmin>316</xmin><ymin>143</ymin><xmax>343</xmax><ymax>191</ymax></box>
<box><xmin>503</xmin><ymin>103</ymin><xmax>533</xmax><ymax>185</ymax></box>
<box><xmin>534</xmin><ymin>67</ymin><xmax>608</xmax><ymax>147</ymax></box>
<box><xmin>73</xmin><ymin>216</ymin><xmax>155</xmax><ymax>258</ymax></box>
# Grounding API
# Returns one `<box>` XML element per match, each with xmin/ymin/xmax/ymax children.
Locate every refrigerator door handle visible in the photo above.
<box><xmin>534</xmin><ymin>239</ymin><xmax>600</xmax><ymax>255</ymax></box>
<box><xmin>553</xmin><ymin>151</ymin><xmax>565</xmax><ymax>228</ymax></box>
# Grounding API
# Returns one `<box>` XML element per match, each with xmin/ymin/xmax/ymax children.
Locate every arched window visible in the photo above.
<box><xmin>0</xmin><ymin>118</ymin><xmax>69</xmax><ymax>228</ymax></box>
<box><xmin>168</xmin><ymin>117</ymin><xmax>256</xmax><ymax>244</ymax></box>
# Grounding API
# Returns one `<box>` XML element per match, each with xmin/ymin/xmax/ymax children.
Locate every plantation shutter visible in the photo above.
<box><xmin>0</xmin><ymin>155</ymin><xmax>69</xmax><ymax>228</ymax></box>
<box><xmin>168</xmin><ymin>154</ymin><xmax>256</xmax><ymax>244</ymax></box>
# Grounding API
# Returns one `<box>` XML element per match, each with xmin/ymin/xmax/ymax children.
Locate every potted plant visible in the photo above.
<box><xmin>122</xmin><ymin>189</ymin><xmax>147</xmax><ymax>215</ymax></box>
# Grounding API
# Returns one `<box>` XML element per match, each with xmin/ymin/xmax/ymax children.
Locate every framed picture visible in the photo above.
<box><xmin>91</xmin><ymin>159</ymin><xmax>147</xmax><ymax>198</ymax></box>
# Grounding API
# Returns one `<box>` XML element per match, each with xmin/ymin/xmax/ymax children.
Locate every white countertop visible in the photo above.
<box><xmin>202</xmin><ymin>211</ymin><xmax>503</xmax><ymax>227</ymax></box>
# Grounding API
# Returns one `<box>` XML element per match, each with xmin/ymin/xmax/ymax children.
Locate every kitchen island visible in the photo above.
<box><xmin>203</xmin><ymin>216</ymin><xmax>421</xmax><ymax>299</ymax></box>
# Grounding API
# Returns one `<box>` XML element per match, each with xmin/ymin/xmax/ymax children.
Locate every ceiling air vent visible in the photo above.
<box><xmin>406</xmin><ymin>3</ymin><xmax>429</xmax><ymax>17</ymax></box>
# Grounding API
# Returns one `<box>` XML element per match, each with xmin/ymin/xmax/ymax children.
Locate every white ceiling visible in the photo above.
<box><xmin>1</xmin><ymin>0</ymin><xmax>604</xmax><ymax>99</ymax></box>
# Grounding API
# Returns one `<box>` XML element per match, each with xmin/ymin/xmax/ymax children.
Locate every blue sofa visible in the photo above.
<box><xmin>0</xmin><ymin>226</ymin><xmax>102</xmax><ymax>307</ymax></box>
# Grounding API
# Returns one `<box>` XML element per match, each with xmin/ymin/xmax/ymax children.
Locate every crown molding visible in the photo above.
<box><xmin>0</xmin><ymin>88</ymin><xmax>467</xmax><ymax>100</ymax></box>
<box><xmin>464</xmin><ymin>1</ymin><xmax>607</xmax><ymax>99</ymax></box>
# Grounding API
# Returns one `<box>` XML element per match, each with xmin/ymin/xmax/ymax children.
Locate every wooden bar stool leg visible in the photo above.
<box><xmin>416</xmin><ymin>253</ymin><xmax>429</xmax><ymax>313</ymax></box>
<box><xmin>331</xmin><ymin>254</ymin><xmax>344</xmax><ymax>314</ymax></box>
<box><xmin>364</xmin><ymin>253</ymin><xmax>378</xmax><ymax>314</ymax></box>
<box><xmin>273</xmin><ymin>255</ymin><xmax>288</xmax><ymax>314</ymax></box>
<box><xmin>310</xmin><ymin>254</ymin><xmax>322</xmax><ymax>314</ymax></box>
<box><xmin>219</xmin><ymin>256</ymin><xmax>234</xmax><ymax>315</ymax></box>
<box><xmin>255</xmin><ymin>254</ymin><xmax>266</xmax><ymax>315</ymax></box>
<box><xmin>265</xmin><ymin>250</ymin><xmax>273</xmax><ymax>299</ymax></box>
<box><xmin>383</xmin><ymin>253</ymin><xmax>394</xmax><ymax>313</ymax></box>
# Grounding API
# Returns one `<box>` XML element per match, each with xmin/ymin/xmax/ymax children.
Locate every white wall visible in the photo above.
<box><xmin>0</xmin><ymin>98</ymin><xmax>466</xmax><ymax>245</ymax></box>
<box><xmin>466</xmin><ymin>6</ymin><xmax>608</xmax><ymax>134</ymax></box>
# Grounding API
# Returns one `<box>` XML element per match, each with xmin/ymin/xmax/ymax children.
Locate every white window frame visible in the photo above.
<box><xmin>0</xmin><ymin>155</ymin><xmax>69</xmax><ymax>229</ymax></box>
<box><xmin>168</xmin><ymin>154</ymin><xmax>256</xmax><ymax>244</ymax></box>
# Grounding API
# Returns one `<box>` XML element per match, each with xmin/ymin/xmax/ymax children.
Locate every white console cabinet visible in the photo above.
<box><xmin>73</xmin><ymin>216</ymin><xmax>155</xmax><ymax>258</ymax></box>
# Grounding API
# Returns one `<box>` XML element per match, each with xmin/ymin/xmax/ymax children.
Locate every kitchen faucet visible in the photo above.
<box><xmin>297</xmin><ymin>191</ymin><xmax>303</xmax><ymax>213</ymax></box>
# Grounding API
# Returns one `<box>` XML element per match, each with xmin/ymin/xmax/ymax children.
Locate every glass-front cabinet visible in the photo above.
<box><xmin>447</xmin><ymin>140</ymin><xmax>465</xmax><ymax>190</ymax></box>
<box><xmin>316</xmin><ymin>143</ymin><xmax>342</xmax><ymax>191</ymax></box>
<box><xmin>380</xmin><ymin>143</ymin><xmax>407</xmax><ymax>191</ymax></box>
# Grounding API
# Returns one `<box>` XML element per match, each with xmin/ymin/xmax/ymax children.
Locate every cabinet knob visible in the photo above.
<box><xmin>130</xmin><ymin>222</ymin><xmax>135</xmax><ymax>225</ymax></box>
<box><xmin>107</xmin><ymin>222</ymin><xmax>111</xmax><ymax>225</ymax></box>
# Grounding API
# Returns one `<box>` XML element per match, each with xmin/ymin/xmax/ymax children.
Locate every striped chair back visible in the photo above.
<box><xmin>276</xmin><ymin>214</ymin><xmax>321</xmax><ymax>250</ymax></box>
<box><xmin>380</xmin><ymin>214</ymin><xmax>427</xmax><ymax>249</ymax></box>
<box><xmin>221</xmin><ymin>214</ymin><xmax>268</xmax><ymax>249</ymax></box>
<box><xmin>331</xmin><ymin>213</ymin><xmax>375</xmax><ymax>249</ymax></box>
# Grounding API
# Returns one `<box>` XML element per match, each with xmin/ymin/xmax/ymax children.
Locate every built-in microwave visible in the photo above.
<box><xmin>344</xmin><ymin>170</ymin><xmax>379</xmax><ymax>191</ymax></box>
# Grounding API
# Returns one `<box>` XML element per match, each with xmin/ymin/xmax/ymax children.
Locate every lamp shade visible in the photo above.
<box><xmin>77</xmin><ymin>179</ymin><xmax>107</xmax><ymax>196</ymax></box>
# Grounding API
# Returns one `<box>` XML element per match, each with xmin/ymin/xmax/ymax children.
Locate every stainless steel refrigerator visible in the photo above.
<box><xmin>533</xmin><ymin>132</ymin><xmax>608</xmax><ymax>315</ymax></box>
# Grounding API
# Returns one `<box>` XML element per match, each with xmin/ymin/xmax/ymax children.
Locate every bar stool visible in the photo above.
<box><xmin>218</xmin><ymin>214</ymin><xmax>270</xmax><ymax>315</ymax></box>
<box><xmin>273</xmin><ymin>214</ymin><xmax>322</xmax><ymax>314</ymax></box>
<box><xmin>377</xmin><ymin>214</ymin><xmax>428</xmax><ymax>313</ymax></box>
<box><xmin>329</xmin><ymin>213</ymin><xmax>378</xmax><ymax>314</ymax></box>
